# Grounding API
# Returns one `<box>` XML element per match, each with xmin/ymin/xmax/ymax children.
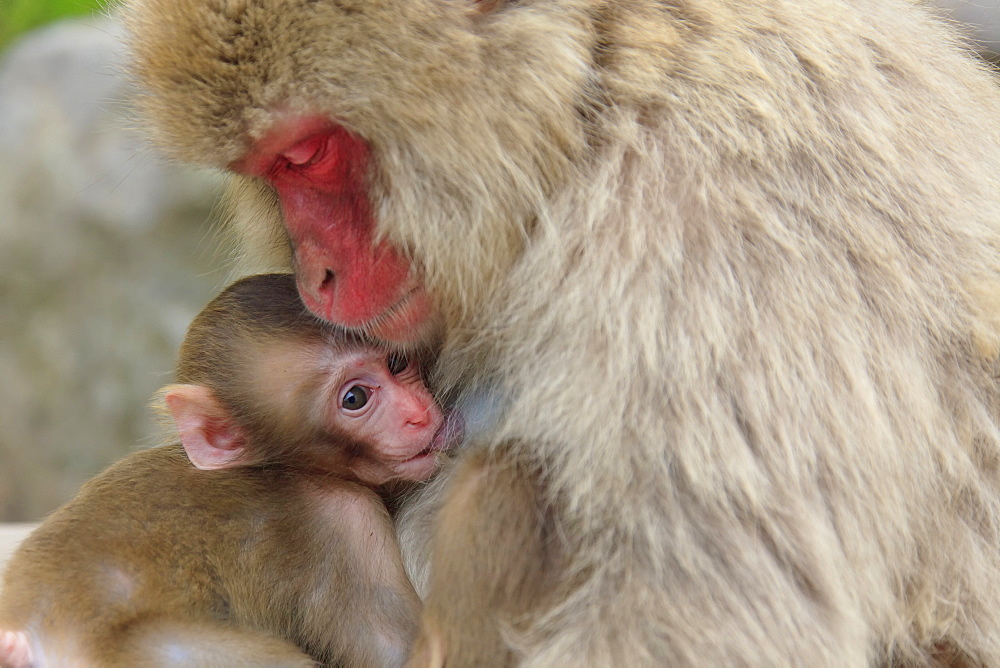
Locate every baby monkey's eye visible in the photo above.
<box><xmin>387</xmin><ymin>353</ymin><xmax>409</xmax><ymax>375</ymax></box>
<box><xmin>342</xmin><ymin>385</ymin><xmax>369</xmax><ymax>411</ymax></box>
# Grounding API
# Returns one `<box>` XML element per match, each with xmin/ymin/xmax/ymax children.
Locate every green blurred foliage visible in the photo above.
<box><xmin>1</xmin><ymin>0</ymin><xmax>106</xmax><ymax>52</ymax></box>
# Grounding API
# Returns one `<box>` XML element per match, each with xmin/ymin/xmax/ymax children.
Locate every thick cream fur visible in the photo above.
<box><xmin>122</xmin><ymin>0</ymin><xmax>1000</xmax><ymax>663</ymax></box>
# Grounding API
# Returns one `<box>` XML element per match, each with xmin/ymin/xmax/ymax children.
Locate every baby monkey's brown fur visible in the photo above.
<box><xmin>0</xmin><ymin>274</ymin><xmax>443</xmax><ymax>667</ymax></box>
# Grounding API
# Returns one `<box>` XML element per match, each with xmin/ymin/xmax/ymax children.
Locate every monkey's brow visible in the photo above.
<box><xmin>288</xmin><ymin>345</ymin><xmax>363</xmax><ymax>420</ymax></box>
<box><xmin>293</xmin><ymin>363</ymin><xmax>343</xmax><ymax>421</ymax></box>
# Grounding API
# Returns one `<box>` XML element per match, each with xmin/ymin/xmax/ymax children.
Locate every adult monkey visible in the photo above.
<box><xmin>122</xmin><ymin>0</ymin><xmax>1000</xmax><ymax>664</ymax></box>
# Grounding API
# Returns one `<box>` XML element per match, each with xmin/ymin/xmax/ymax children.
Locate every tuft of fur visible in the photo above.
<box><xmin>122</xmin><ymin>0</ymin><xmax>1000</xmax><ymax>664</ymax></box>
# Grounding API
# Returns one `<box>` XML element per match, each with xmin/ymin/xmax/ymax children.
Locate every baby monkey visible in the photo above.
<box><xmin>0</xmin><ymin>273</ymin><xmax>463</xmax><ymax>667</ymax></box>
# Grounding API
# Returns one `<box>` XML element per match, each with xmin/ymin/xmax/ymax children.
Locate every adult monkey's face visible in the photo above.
<box><xmin>123</xmin><ymin>0</ymin><xmax>585</xmax><ymax>346</ymax></box>
<box><xmin>234</xmin><ymin>115</ymin><xmax>437</xmax><ymax>345</ymax></box>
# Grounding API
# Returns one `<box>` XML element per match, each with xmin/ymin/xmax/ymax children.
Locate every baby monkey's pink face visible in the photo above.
<box><xmin>263</xmin><ymin>341</ymin><xmax>463</xmax><ymax>485</ymax></box>
<box><xmin>323</xmin><ymin>348</ymin><xmax>457</xmax><ymax>484</ymax></box>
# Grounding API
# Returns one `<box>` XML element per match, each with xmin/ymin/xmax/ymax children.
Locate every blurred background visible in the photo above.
<box><xmin>0</xmin><ymin>0</ymin><xmax>228</xmax><ymax>522</ymax></box>
<box><xmin>0</xmin><ymin>0</ymin><xmax>998</xmax><ymax>523</ymax></box>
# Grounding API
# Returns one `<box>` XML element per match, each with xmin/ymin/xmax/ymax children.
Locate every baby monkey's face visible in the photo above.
<box><xmin>264</xmin><ymin>341</ymin><xmax>463</xmax><ymax>485</ymax></box>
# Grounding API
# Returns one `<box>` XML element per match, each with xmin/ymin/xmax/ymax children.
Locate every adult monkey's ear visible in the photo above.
<box><xmin>163</xmin><ymin>384</ymin><xmax>248</xmax><ymax>470</ymax></box>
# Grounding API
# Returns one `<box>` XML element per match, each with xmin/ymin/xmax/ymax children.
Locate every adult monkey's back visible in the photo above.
<box><xmin>121</xmin><ymin>0</ymin><xmax>1000</xmax><ymax>664</ymax></box>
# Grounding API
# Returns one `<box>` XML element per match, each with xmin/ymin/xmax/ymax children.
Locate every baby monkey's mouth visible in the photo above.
<box><xmin>411</xmin><ymin>410</ymin><xmax>465</xmax><ymax>462</ymax></box>
<box><xmin>394</xmin><ymin>411</ymin><xmax>465</xmax><ymax>484</ymax></box>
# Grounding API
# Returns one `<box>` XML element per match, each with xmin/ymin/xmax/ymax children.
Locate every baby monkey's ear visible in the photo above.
<box><xmin>163</xmin><ymin>384</ymin><xmax>248</xmax><ymax>470</ymax></box>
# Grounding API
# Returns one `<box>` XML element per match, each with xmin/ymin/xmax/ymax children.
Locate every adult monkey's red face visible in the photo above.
<box><xmin>235</xmin><ymin>115</ymin><xmax>437</xmax><ymax>345</ymax></box>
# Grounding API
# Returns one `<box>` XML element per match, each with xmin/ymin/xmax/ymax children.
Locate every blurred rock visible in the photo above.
<box><xmin>0</xmin><ymin>18</ymin><xmax>227</xmax><ymax>521</ymax></box>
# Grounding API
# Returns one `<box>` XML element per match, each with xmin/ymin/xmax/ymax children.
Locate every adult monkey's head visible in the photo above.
<box><xmin>122</xmin><ymin>0</ymin><xmax>591</xmax><ymax>345</ymax></box>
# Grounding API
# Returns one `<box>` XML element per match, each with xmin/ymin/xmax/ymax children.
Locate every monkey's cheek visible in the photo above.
<box><xmin>370</xmin><ymin>287</ymin><xmax>438</xmax><ymax>344</ymax></box>
<box><xmin>395</xmin><ymin>451</ymin><xmax>439</xmax><ymax>481</ymax></box>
